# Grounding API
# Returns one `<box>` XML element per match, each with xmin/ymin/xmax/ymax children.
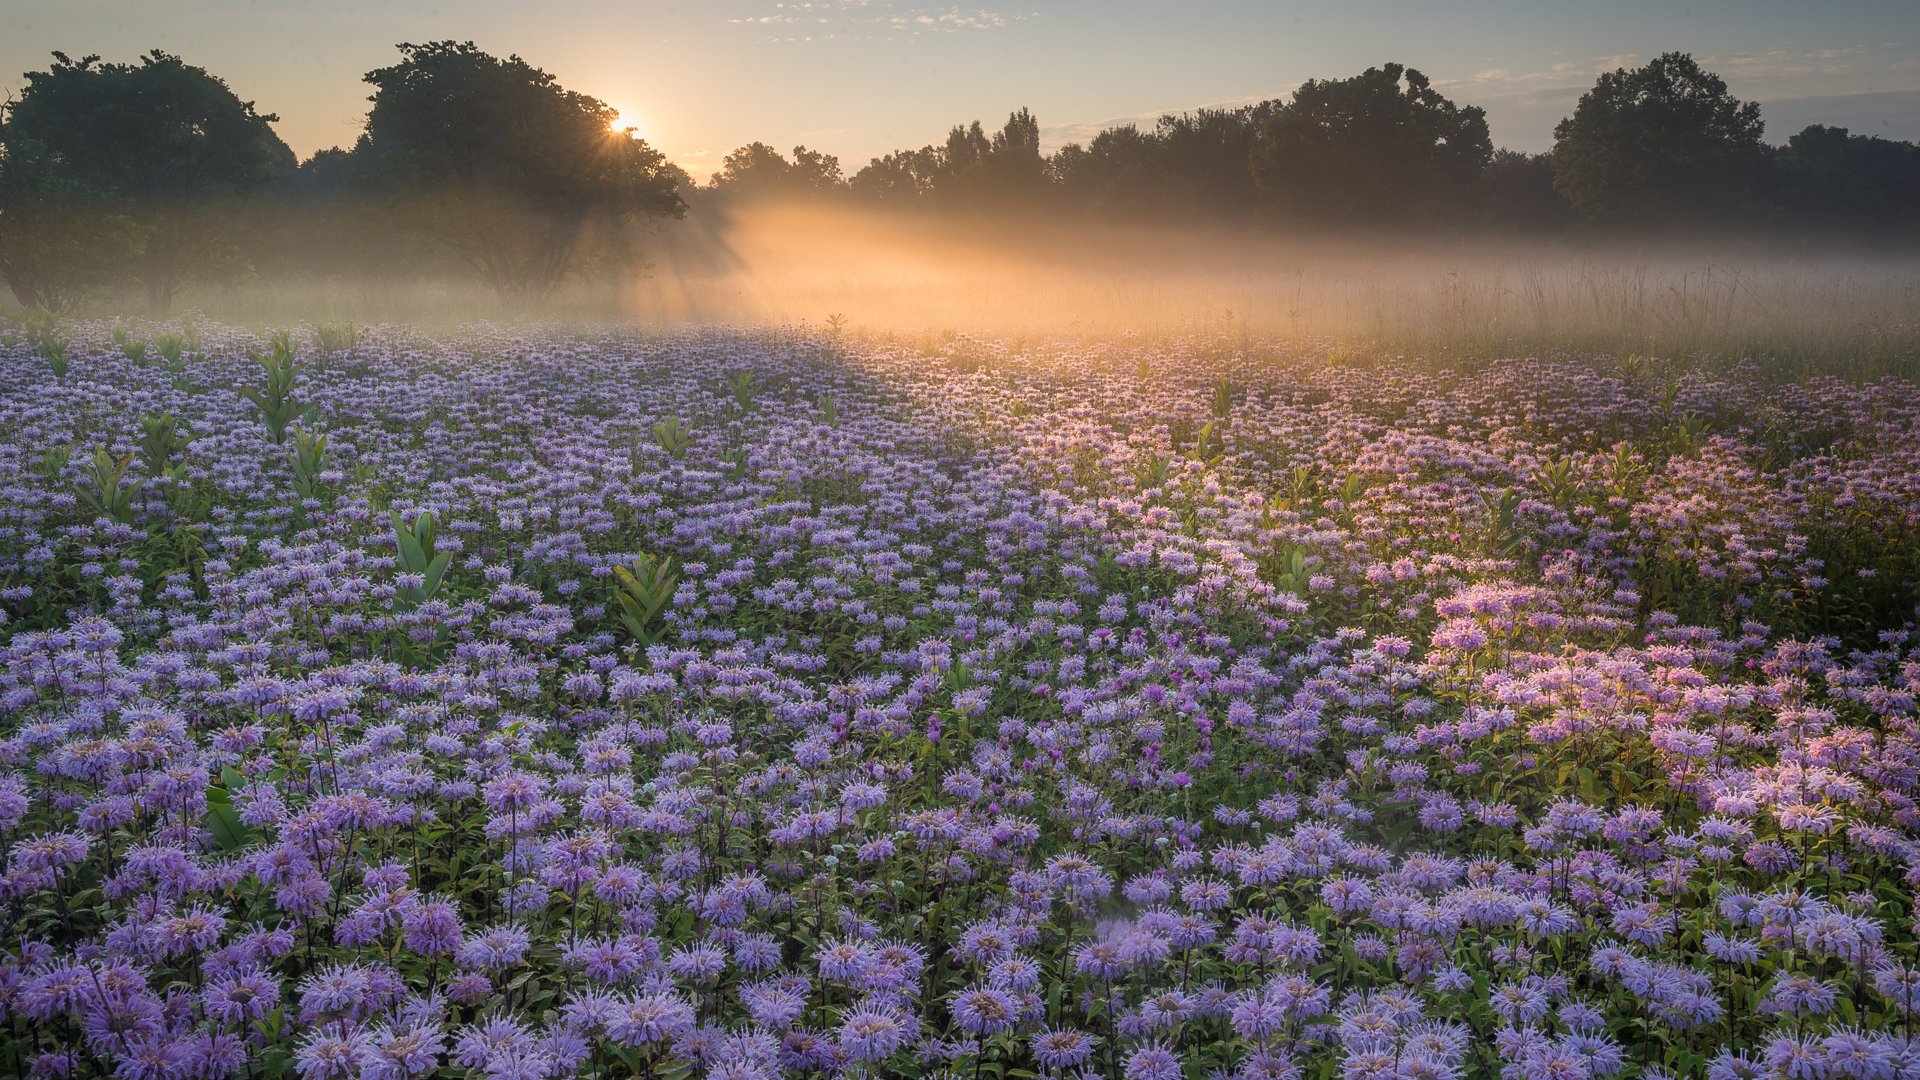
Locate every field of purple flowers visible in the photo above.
<box><xmin>2</xmin><ymin>320</ymin><xmax>1920</xmax><ymax>1080</ymax></box>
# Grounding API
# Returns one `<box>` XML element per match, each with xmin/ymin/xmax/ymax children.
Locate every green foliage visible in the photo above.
<box><xmin>291</xmin><ymin>428</ymin><xmax>329</xmax><ymax>501</ymax></box>
<box><xmin>1280</xmin><ymin>464</ymin><xmax>1319</xmax><ymax>508</ymax></box>
<box><xmin>1132</xmin><ymin>452</ymin><xmax>1173</xmax><ymax>491</ymax></box>
<box><xmin>1264</xmin><ymin>546</ymin><xmax>1313</xmax><ymax>595</ymax></box>
<box><xmin>1481</xmin><ymin>486</ymin><xmax>1529</xmax><ymax>558</ymax></box>
<box><xmin>1251</xmin><ymin>62</ymin><xmax>1492</xmax><ymax>224</ymax></box>
<box><xmin>204</xmin><ymin>767</ymin><xmax>256</xmax><ymax>851</ymax></box>
<box><xmin>160</xmin><ymin>464</ymin><xmax>208</xmax><ymax>521</ymax></box>
<box><xmin>75</xmin><ymin>447</ymin><xmax>141</xmax><ymax>524</ymax></box>
<box><xmin>818</xmin><ymin>393</ymin><xmax>840</xmax><ymax>428</ymax></box>
<box><xmin>238</xmin><ymin>334</ymin><xmax>316</xmax><ymax>444</ymax></box>
<box><xmin>726</xmin><ymin>370</ymin><xmax>759</xmax><ymax>412</ymax></box>
<box><xmin>1773</xmin><ymin>124</ymin><xmax>1920</xmax><ymax>234</ymax></box>
<box><xmin>23</xmin><ymin>311</ymin><xmax>70</xmax><ymax>376</ymax></box>
<box><xmin>1</xmin><ymin>50</ymin><xmax>293</xmax><ymax>311</ymax></box>
<box><xmin>137</xmin><ymin>413</ymin><xmax>185</xmax><ymax>477</ymax></box>
<box><xmin>652</xmin><ymin>415</ymin><xmax>692</xmax><ymax>459</ymax></box>
<box><xmin>359</xmin><ymin>40</ymin><xmax>685</xmax><ymax>299</ymax></box>
<box><xmin>312</xmin><ymin>322</ymin><xmax>359</xmax><ymax>358</ymax></box>
<box><xmin>39</xmin><ymin>444</ymin><xmax>72</xmax><ymax>487</ymax></box>
<box><xmin>611</xmin><ymin>552</ymin><xmax>679</xmax><ymax>648</ymax></box>
<box><xmin>1188</xmin><ymin>421</ymin><xmax>1226</xmax><ymax>466</ymax></box>
<box><xmin>154</xmin><ymin>331</ymin><xmax>189</xmax><ymax>371</ymax></box>
<box><xmin>709</xmin><ymin>142</ymin><xmax>844</xmax><ymax>198</ymax></box>
<box><xmin>1532</xmin><ymin>458</ymin><xmax>1581</xmax><ymax>512</ymax></box>
<box><xmin>1331</xmin><ymin>471</ymin><xmax>1367</xmax><ymax>518</ymax></box>
<box><xmin>0</xmin><ymin>141</ymin><xmax>145</xmax><ymax>312</ymax></box>
<box><xmin>391</xmin><ymin>510</ymin><xmax>452</xmax><ymax>608</ymax></box>
<box><xmin>1551</xmin><ymin>52</ymin><xmax>1767</xmax><ymax>228</ymax></box>
<box><xmin>1211</xmin><ymin>374</ymin><xmax>1237</xmax><ymax>418</ymax></box>
<box><xmin>1660</xmin><ymin>412</ymin><xmax>1713</xmax><ymax>457</ymax></box>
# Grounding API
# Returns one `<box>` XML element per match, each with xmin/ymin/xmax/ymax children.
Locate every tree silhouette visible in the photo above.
<box><xmin>710</xmin><ymin>142</ymin><xmax>844</xmax><ymax>199</ymax></box>
<box><xmin>360</xmin><ymin>41</ymin><xmax>685</xmax><ymax>300</ymax></box>
<box><xmin>1050</xmin><ymin>105</ymin><xmax>1278</xmax><ymax>221</ymax></box>
<box><xmin>979</xmin><ymin>108</ymin><xmax>1049</xmax><ymax>206</ymax></box>
<box><xmin>1483</xmin><ymin>150</ymin><xmax>1573</xmax><ymax>232</ymax></box>
<box><xmin>1</xmin><ymin>51</ymin><xmax>291</xmax><ymax>311</ymax></box>
<box><xmin>0</xmin><ymin>134</ymin><xmax>144</xmax><ymax>311</ymax></box>
<box><xmin>849</xmin><ymin>146</ymin><xmax>944</xmax><ymax>204</ymax></box>
<box><xmin>1551</xmin><ymin>53</ymin><xmax>1766</xmax><ymax>228</ymax></box>
<box><xmin>1772</xmin><ymin>125</ymin><xmax>1920</xmax><ymax>237</ymax></box>
<box><xmin>1153</xmin><ymin>105</ymin><xmax>1278</xmax><ymax>219</ymax></box>
<box><xmin>1050</xmin><ymin>125</ymin><xmax>1172</xmax><ymax>218</ymax></box>
<box><xmin>1251</xmin><ymin>63</ymin><xmax>1491</xmax><ymax>226</ymax></box>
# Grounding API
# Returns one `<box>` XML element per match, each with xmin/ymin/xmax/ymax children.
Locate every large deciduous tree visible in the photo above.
<box><xmin>709</xmin><ymin>142</ymin><xmax>844</xmax><ymax>199</ymax></box>
<box><xmin>360</xmin><ymin>41</ymin><xmax>685</xmax><ymax>300</ymax></box>
<box><xmin>1772</xmin><ymin>125</ymin><xmax>1920</xmax><ymax>236</ymax></box>
<box><xmin>1251</xmin><ymin>63</ymin><xmax>1491</xmax><ymax>226</ymax></box>
<box><xmin>0</xmin><ymin>50</ymin><xmax>291</xmax><ymax>312</ymax></box>
<box><xmin>1551</xmin><ymin>52</ymin><xmax>1767</xmax><ymax>228</ymax></box>
<box><xmin>0</xmin><ymin>135</ymin><xmax>144</xmax><ymax>311</ymax></box>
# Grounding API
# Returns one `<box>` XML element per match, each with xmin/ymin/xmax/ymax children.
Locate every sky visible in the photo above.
<box><xmin>3</xmin><ymin>0</ymin><xmax>1917</xmax><ymax>177</ymax></box>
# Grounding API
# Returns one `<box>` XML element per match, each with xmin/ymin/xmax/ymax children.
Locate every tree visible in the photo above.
<box><xmin>0</xmin><ymin>134</ymin><xmax>144</xmax><ymax>311</ymax></box>
<box><xmin>360</xmin><ymin>41</ymin><xmax>684</xmax><ymax>300</ymax></box>
<box><xmin>1049</xmin><ymin>125</ymin><xmax>1172</xmax><ymax>218</ymax></box>
<box><xmin>709</xmin><ymin>142</ymin><xmax>843</xmax><ymax>199</ymax></box>
<box><xmin>943</xmin><ymin>109</ymin><xmax>1049</xmax><ymax>209</ymax></box>
<box><xmin>849</xmin><ymin>147</ymin><xmax>943</xmax><ymax>204</ymax></box>
<box><xmin>1551</xmin><ymin>52</ymin><xmax>1767</xmax><ymax>228</ymax></box>
<box><xmin>1050</xmin><ymin>104</ymin><xmax>1279</xmax><ymax>221</ymax></box>
<box><xmin>1251</xmin><ymin>63</ymin><xmax>1491</xmax><ymax>226</ymax></box>
<box><xmin>261</xmin><ymin>136</ymin><xmax>433</xmax><ymax>283</ymax></box>
<box><xmin>1771</xmin><ymin>125</ymin><xmax>1920</xmax><ymax>236</ymax></box>
<box><xmin>790</xmin><ymin>146</ymin><xmax>845</xmax><ymax>192</ymax></box>
<box><xmin>1483</xmin><ymin>149</ymin><xmax>1573</xmax><ymax>232</ymax></box>
<box><xmin>1153</xmin><ymin>104</ymin><xmax>1277</xmax><ymax>219</ymax></box>
<box><xmin>1</xmin><ymin>50</ymin><xmax>292</xmax><ymax>311</ymax></box>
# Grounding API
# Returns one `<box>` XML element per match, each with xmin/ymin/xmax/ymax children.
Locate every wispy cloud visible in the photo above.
<box><xmin>727</xmin><ymin>2</ymin><xmax>1033</xmax><ymax>41</ymax></box>
<box><xmin>1698</xmin><ymin>45</ymin><xmax>1878</xmax><ymax>80</ymax></box>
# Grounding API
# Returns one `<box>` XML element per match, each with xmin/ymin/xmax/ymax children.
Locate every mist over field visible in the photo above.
<box><xmin>643</xmin><ymin>205</ymin><xmax>1920</xmax><ymax>349</ymax></box>
<box><xmin>188</xmin><ymin>202</ymin><xmax>1920</xmax><ymax>378</ymax></box>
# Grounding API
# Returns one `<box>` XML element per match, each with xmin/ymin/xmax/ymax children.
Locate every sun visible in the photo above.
<box><xmin>606</xmin><ymin>107</ymin><xmax>642</xmax><ymax>136</ymax></box>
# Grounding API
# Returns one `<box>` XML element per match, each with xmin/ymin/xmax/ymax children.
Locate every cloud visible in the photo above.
<box><xmin>1757</xmin><ymin>87</ymin><xmax>1920</xmax><ymax>141</ymax></box>
<box><xmin>727</xmin><ymin>2</ymin><xmax>1031</xmax><ymax>40</ymax></box>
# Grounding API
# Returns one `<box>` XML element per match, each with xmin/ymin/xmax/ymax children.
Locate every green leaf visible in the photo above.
<box><xmin>424</xmin><ymin>551</ymin><xmax>453</xmax><ymax>596</ymax></box>
<box><xmin>207</xmin><ymin>799</ymin><xmax>251</xmax><ymax>851</ymax></box>
<box><xmin>396</xmin><ymin>527</ymin><xmax>428</xmax><ymax>573</ymax></box>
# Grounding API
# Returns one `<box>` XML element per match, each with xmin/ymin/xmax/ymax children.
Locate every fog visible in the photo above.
<box><xmin>605</xmin><ymin>203</ymin><xmax>1920</xmax><ymax>369</ymax></box>
<box><xmin>91</xmin><ymin>201</ymin><xmax>1920</xmax><ymax>374</ymax></box>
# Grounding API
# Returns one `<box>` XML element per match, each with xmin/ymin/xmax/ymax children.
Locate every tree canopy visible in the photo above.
<box><xmin>1250</xmin><ymin>63</ymin><xmax>1492</xmax><ymax>226</ymax></box>
<box><xmin>0</xmin><ymin>50</ymin><xmax>291</xmax><ymax>310</ymax></box>
<box><xmin>1551</xmin><ymin>52</ymin><xmax>1768</xmax><ymax>228</ymax></box>
<box><xmin>360</xmin><ymin>41</ymin><xmax>685</xmax><ymax>299</ymax></box>
<box><xmin>1772</xmin><ymin>124</ymin><xmax>1920</xmax><ymax>232</ymax></box>
<box><xmin>709</xmin><ymin>143</ymin><xmax>844</xmax><ymax>200</ymax></box>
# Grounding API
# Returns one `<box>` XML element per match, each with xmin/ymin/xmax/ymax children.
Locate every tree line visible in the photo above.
<box><xmin>2</xmin><ymin>44</ymin><xmax>1916</xmax><ymax>311</ymax></box>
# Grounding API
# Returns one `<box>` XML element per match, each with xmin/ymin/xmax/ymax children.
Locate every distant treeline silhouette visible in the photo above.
<box><xmin>1</xmin><ymin>44</ymin><xmax>1916</xmax><ymax>310</ymax></box>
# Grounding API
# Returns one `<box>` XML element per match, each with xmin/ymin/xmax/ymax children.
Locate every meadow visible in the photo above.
<box><xmin>1</xmin><ymin>306</ymin><xmax>1919</xmax><ymax>1080</ymax></box>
